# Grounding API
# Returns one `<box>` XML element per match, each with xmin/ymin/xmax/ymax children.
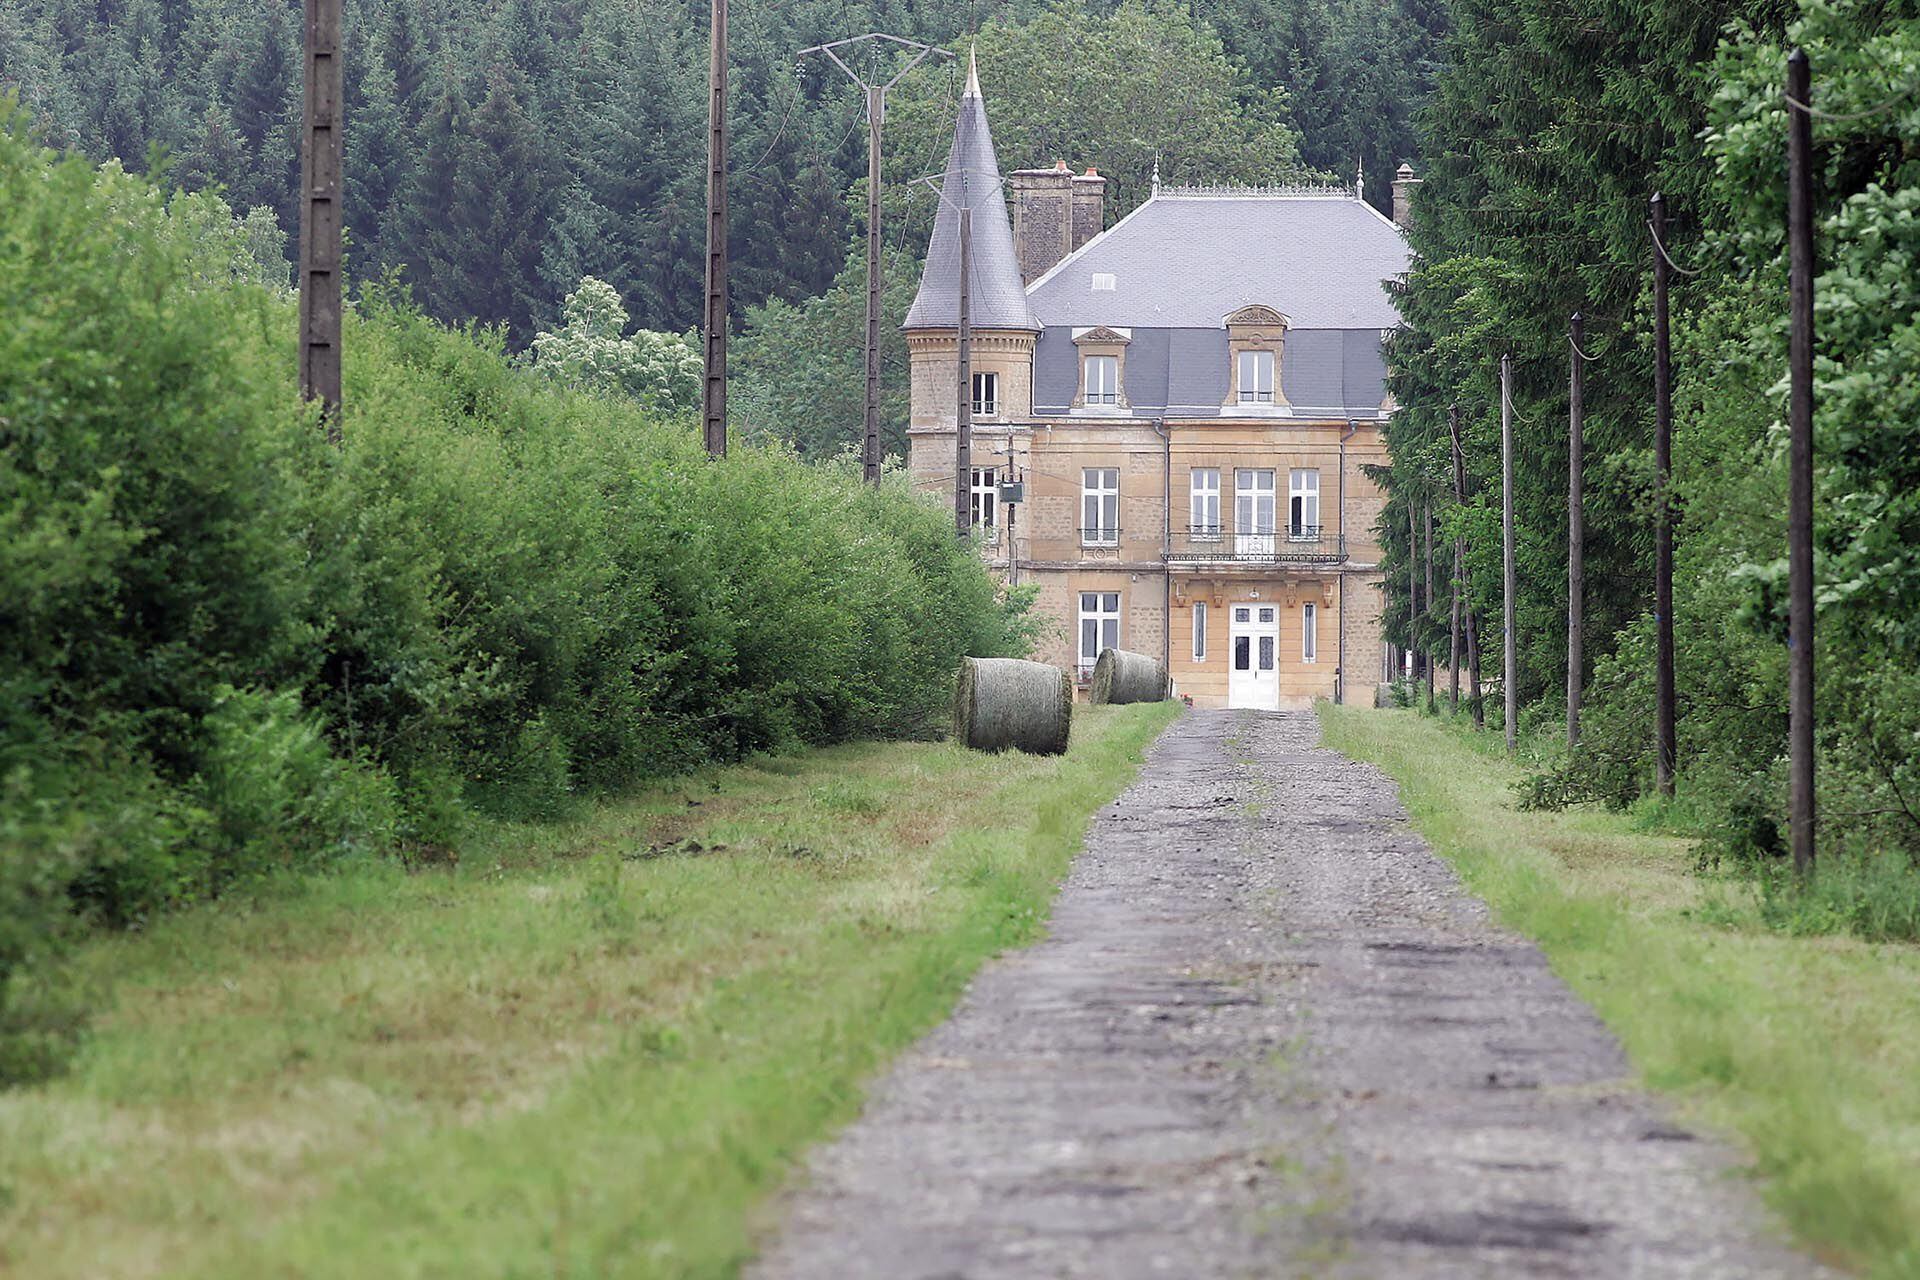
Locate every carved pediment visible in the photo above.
<box><xmin>1224</xmin><ymin>304</ymin><xmax>1290</xmax><ymax>328</ymax></box>
<box><xmin>1073</xmin><ymin>325</ymin><xmax>1132</xmax><ymax>346</ymax></box>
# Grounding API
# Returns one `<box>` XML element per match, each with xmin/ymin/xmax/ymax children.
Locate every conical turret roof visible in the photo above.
<box><xmin>903</xmin><ymin>53</ymin><xmax>1040</xmax><ymax>332</ymax></box>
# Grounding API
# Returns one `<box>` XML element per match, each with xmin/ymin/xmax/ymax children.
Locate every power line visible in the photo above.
<box><xmin>738</xmin><ymin>60</ymin><xmax>805</xmax><ymax>179</ymax></box>
<box><xmin>1784</xmin><ymin>78</ymin><xmax>1920</xmax><ymax>122</ymax></box>
<box><xmin>1646</xmin><ymin>216</ymin><xmax>1706</xmax><ymax>278</ymax></box>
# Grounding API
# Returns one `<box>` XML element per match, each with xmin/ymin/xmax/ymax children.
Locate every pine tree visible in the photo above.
<box><xmin>225</xmin><ymin>3</ymin><xmax>297</xmax><ymax>231</ymax></box>
<box><xmin>392</xmin><ymin>65</ymin><xmax>557</xmax><ymax>343</ymax></box>
<box><xmin>345</xmin><ymin>52</ymin><xmax>411</xmax><ymax>277</ymax></box>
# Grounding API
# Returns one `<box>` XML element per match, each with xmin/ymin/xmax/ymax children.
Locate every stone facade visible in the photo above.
<box><xmin>910</xmin><ymin>407</ymin><xmax>1394</xmax><ymax>710</ymax></box>
<box><xmin>904</xmin><ymin>67</ymin><xmax>1404</xmax><ymax>711</ymax></box>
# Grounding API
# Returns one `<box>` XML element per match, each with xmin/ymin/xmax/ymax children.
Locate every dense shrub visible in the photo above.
<box><xmin>0</xmin><ymin>115</ymin><xmax>1031</xmax><ymax>1079</ymax></box>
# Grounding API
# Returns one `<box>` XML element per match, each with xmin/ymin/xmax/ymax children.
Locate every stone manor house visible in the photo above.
<box><xmin>907</xmin><ymin>59</ymin><xmax>1413</xmax><ymax>710</ymax></box>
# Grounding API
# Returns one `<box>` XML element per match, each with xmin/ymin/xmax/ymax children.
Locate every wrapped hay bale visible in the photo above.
<box><xmin>1089</xmin><ymin>648</ymin><xmax>1169</xmax><ymax>706</ymax></box>
<box><xmin>953</xmin><ymin>657</ymin><xmax>1073</xmax><ymax>755</ymax></box>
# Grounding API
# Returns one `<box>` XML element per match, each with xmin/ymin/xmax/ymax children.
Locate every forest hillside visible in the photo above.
<box><xmin>0</xmin><ymin>0</ymin><xmax>1442</xmax><ymax>349</ymax></box>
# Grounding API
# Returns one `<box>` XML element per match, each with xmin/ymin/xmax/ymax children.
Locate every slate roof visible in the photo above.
<box><xmin>1026</xmin><ymin>193</ymin><xmax>1407</xmax><ymax>330</ymax></box>
<box><xmin>902</xmin><ymin>57</ymin><xmax>1040</xmax><ymax>333</ymax></box>
<box><xmin>1032</xmin><ymin>327</ymin><xmax>1389</xmax><ymax>418</ymax></box>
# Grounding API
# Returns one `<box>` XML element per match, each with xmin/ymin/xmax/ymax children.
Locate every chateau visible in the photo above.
<box><xmin>907</xmin><ymin>59</ymin><xmax>1411</xmax><ymax>709</ymax></box>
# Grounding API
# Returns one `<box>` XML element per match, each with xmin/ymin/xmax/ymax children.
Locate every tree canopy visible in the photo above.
<box><xmin>0</xmin><ymin>0</ymin><xmax>1441</xmax><ymax>358</ymax></box>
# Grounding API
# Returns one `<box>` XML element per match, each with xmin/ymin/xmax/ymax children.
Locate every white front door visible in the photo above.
<box><xmin>1228</xmin><ymin>603</ymin><xmax>1281</xmax><ymax>709</ymax></box>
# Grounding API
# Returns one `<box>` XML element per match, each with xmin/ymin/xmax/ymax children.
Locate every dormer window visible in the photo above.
<box><xmin>1071</xmin><ymin>326</ymin><xmax>1131</xmax><ymax>411</ymax></box>
<box><xmin>1085</xmin><ymin>355</ymin><xmax>1119</xmax><ymax>404</ymax></box>
<box><xmin>1091</xmin><ymin>273</ymin><xmax>1117</xmax><ymax>292</ymax></box>
<box><xmin>1237</xmin><ymin>350</ymin><xmax>1275</xmax><ymax>404</ymax></box>
<box><xmin>1223</xmin><ymin>305</ymin><xmax>1291</xmax><ymax>412</ymax></box>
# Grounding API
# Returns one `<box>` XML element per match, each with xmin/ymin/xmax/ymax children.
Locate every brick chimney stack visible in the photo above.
<box><xmin>1392</xmin><ymin>161</ymin><xmax>1421</xmax><ymax>229</ymax></box>
<box><xmin>1071</xmin><ymin>167</ymin><xmax>1107</xmax><ymax>252</ymax></box>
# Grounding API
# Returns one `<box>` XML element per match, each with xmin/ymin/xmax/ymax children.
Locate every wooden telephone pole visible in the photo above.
<box><xmin>1451</xmin><ymin>403</ymin><xmax>1482</xmax><ymax>727</ymax></box>
<box><xmin>1568</xmin><ymin>312</ymin><xmax>1587</xmax><ymax>750</ymax></box>
<box><xmin>954</xmin><ymin>198</ymin><xmax>973</xmax><ymax>537</ymax></box>
<box><xmin>298</xmin><ymin>0</ymin><xmax>344</xmax><ymax>441</ymax></box>
<box><xmin>798</xmin><ymin>35</ymin><xmax>950</xmax><ymax>483</ymax></box>
<box><xmin>1786</xmin><ymin>49</ymin><xmax>1817</xmax><ymax>873</ymax></box>
<box><xmin>701</xmin><ymin>0</ymin><xmax>729</xmax><ymax>458</ymax></box>
<box><xmin>1650</xmin><ymin>194</ymin><xmax>1677</xmax><ymax>795</ymax></box>
<box><xmin>1408</xmin><ymin>500</ymin><xmax>1421</xmax><ymax>688</ymax></box>
<box><xmin>1424</xmin><ymin>502</ymin><xmax>1436</xmax><ymax>711</ymax></box>
<box><xmin>1501</xmin><ymin>352</ymin><xmax>1517</xmax><ymax>753</ymax></box>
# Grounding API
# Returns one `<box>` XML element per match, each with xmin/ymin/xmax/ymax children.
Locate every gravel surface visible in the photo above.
<box><xmin>747</xmin><ymin>710</ymin><xmax>1832</xmax><ymax>1279</ymax></box>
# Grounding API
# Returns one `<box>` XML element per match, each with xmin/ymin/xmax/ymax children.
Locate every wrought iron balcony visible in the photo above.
<box><xmin>1167</xmin><ymin>525</ymin><xmax>1346</xmax><ymax>565</ymax></box>
<box><xmin>1078</xmin><ymin>526</ymin><xmax>1122</xmax><ymax>548</ymax></box>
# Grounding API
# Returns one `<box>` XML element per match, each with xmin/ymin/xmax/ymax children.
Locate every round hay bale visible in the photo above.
<box><xmin>1089</xmin><ymin>648</ymin><xmax>1170</xmax><ymax>706</ymax></box>
<box><xmin>953</xmin><ymin>657</ymin><xmax>1073</xmax><ymax>755</ymax></box>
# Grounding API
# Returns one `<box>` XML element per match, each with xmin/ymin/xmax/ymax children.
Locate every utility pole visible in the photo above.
<box><xmin>799</xmin><ymin>36</ymin><xmax>950</xmax><ymax>483</ymax></box>
<box><xmin>1424</xmin><ymin>500</ymin><xmax>1436</xmax><ymax>711</ymax></box>
<box><xmin>701</xmin><ymin>0</ymin><xmax>729</xmax><ymax>458</ymax></box>
<box><xmin>1408</xmin><ymin>499</ymin><xmax>1421</xmax><ymax>690</ymax></box>
<box><xmin>1501</xmin><ymin>352</ymin><xmax>1517</xmax><ymax>753</ymax></box>
<box><xmin>298</xmin><ymin>0</ymin><xmax>344</xmax><ymax>442</ymax></box>
<box><xmin>954</xmin><ymin>198</ymin><xmax>973</xmax><ymax>538</ymax></box>
<box><xmin>1650</xmin><ymin>193</ymin><xmax>1677</xmax><ymax>796</ymax></box>
<box><xmin>1451</xmin><ymin>403</ymin><xmax>1481</xmax><ymax>727</ymax></box>
<box><xmin>1786</xmin><ymin>49</ymin><xmax>1817</xmax><ymax>874</ymax></box>
<box><xmin>1568</xmin><ymin>312</ymin><xmax>1586</xmax><ymax>750</ymax></box>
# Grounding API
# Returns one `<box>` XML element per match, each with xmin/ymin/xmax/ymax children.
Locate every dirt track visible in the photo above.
<box><xmin>747</xmin><ymin>710</ymin><xmax>1830</xmax><ymax>1279</ymax></box>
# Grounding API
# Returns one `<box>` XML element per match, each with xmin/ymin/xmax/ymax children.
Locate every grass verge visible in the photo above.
<box><xmin>0</xmin><ymin>702</ymin><xmax>1179</xmax><ymax>1280</ymax></box>
<box><xmin>1320</xmin><ymin>704</ymin><xmax>1920</xmax><ymax>1279</ymax></box>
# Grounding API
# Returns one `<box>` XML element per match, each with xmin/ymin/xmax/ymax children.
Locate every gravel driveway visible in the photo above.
<box><xmin>747</xmin><ymin>709</ymin><xmax>1831</xmax><ymax>1279</ymax></box>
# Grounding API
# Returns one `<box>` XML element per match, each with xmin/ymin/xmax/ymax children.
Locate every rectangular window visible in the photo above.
<box><xmin>1084</xmin><ymin>354</ymin><xmax>1119</xmax><ymax>405</ymax></box>
<box><xmin>1192</xmin><ymin>601</ymin><xmax>1208</xmax><ymax>662</ymax></box>
<box><xmin>1289</xmin><ymin>469</ymin><xmax>1321</xmax><ymax>539</ymax></box>
<box><xmin>970</xmin><ymin>467</ymin><xmax>998</xmax><ymax>534</ymax></box>
<box><xmin>1078</xmin><ymin>591</ymin><xmax>1121</xmax><ymax>676</ymax></box>
<box><xmin>972</xmin><ymin>371</ymin><xmax>999</xmax><ymax>417</ymax></box>
<box><xmin>1091</xmin><ymin>272</ymin><xmax>1118</xmax><ymax>292</ymax></box>
<box><xmin>1081</xmin><ymin>468</ymin><xmax>1119</xmax><ymax>545</ymax></box>
<box><xmin>1189</xmin><ymin>468</ymin><xmax>1220</xmax><ymax>538</ymax></box>
<box><xmin>1303</xmin><ymin>602</ymin><xmax>1318</xmax><ymax>662</ymax></box>
<box><xmin>1238</xmin><ymin>349</ymin><xmax>1275</xmax><ymax>404</ymax></box>
<box><xmin>1235</xmin><ymin>469</ymin><xmax>1275</xmax><ymax>558</ymax></box>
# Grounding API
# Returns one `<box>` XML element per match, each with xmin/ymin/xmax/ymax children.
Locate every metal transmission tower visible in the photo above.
<box><xmin>702</xmin><ymin>0</ymin><xmax>729</xmax><ymax>458</ymax></box>
<box><xmin>299</xmin><ymin>0</ymin><xmax>345</xmax><ymax>441</ymax></box>
<box><xmin>799</xmin><ymin>34</ymin><xmax>952</xmax><ymax>483</ymax></box>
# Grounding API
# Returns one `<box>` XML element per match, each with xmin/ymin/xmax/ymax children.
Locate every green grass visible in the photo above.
<box><xmin>1320</xmin><ymin>704</ymin><xmax>1920</xmax><ymax>1279</ymax></box>
<box><xmin>0</xmin><ymin>703</ymin><xmax>1179</xmax><ymax>1280</ymax></box>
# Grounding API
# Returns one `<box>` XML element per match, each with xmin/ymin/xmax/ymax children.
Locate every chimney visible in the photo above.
<box><xmin>1392</xmin><ymin>161</ymin><xmax>1421</xmax><ymax>229</ymax></box>
<box><xmin>1070</xmin><ymin>167</ymin><xmax>1107</xmax><ymax>252</ymax></box>
<box><xmin>1009</xmin><ymin>160</ymin><xmax>1074</xmax><ymax>284</ymax></box>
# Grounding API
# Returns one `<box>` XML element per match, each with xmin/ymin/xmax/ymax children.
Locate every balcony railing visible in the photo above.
<box><xmin>1079</xmin><ymin>526</ymin><xmax>1122</xmax><ymax>548</ymax></box>
<box><xmin>1167</xmin><ymin>524</ymin><xmax>1346</xmax><ymax>565</ymax></box>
